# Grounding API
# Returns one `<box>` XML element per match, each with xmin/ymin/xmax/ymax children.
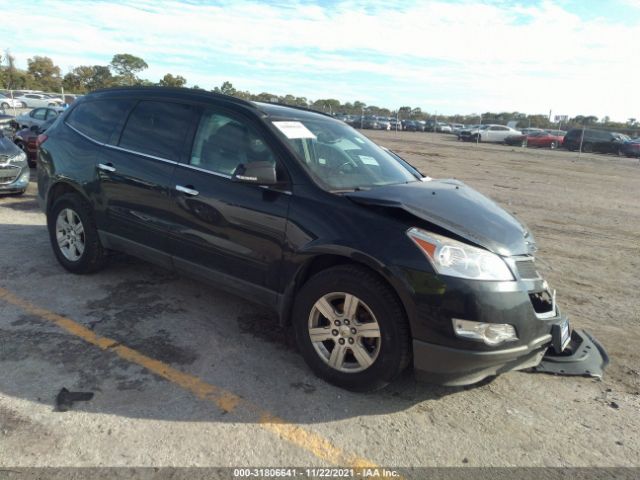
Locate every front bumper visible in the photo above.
<box><xmin>0</xmin><ymin>164</ymin><xmax>30</xmax><ymax>193</ymax></box>
<box><xmin>414</xmin><ymin>331</ymin><xmax>551</xmax><ymax>386</ymax></box>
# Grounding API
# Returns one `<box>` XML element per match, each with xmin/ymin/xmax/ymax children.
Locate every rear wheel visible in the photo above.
<box><xmin>293</xmin><ymin>265</ymin><xmax>411</xmax><ymax>391</ymax></box>
<box><xmin>582</xmin><ymin>142</ymin><xmax>593</xmax><ymax>153</ymax></box>
<box><xmin>47</xmin><ymin>193</ymin><xmax>108</xmax><ymax>274</ymax></box>
<box><xmin>1</xmin><ymin>102</ymin><xmax>9</xmax><ymax>109</ymax></box>
<box><xmin>550</xmin><ymin>141</ymin><xmax>558</xmax><ymax>149</ymax></box>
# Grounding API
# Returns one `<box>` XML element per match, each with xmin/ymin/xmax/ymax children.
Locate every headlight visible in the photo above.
<box><xmin>407</xmin><ymin>227</ymin><xmax>514</xmax><ymax>281</ymax></box>
<box><xmin>8</xmin><ymin>151</ymin><xmax>27</xmax><ymax>164</ymax></box>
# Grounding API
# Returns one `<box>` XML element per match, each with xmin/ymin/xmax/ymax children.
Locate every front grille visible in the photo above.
<box><xmin>516</xmin><ymin>259</ymin><xmax>540</xmax><ymax>279</ymax></box>
<box><xmin>0</xmin><ymin>165</ymin><xmax>19</xmax><ymax>185</ymax></box>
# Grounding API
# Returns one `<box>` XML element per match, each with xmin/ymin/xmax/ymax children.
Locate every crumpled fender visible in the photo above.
<box><xmin>533</xmin><ymin>329</ymin><xmax>609</xmax><ymax>378</ymax></box>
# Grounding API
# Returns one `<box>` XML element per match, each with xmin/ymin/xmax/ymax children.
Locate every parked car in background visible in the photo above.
<box><xmin>504</xmin><ymin>130</ymin><xmax>564</xmax><ymax>149</ymax></box>
<box><xmin>0</xmin><ymin>112</ymin><xmax>15</xmax><ymax>136</ymax></box>
<box><xmin>378</xmin><ymin>117</ymin><xmax>391</xmax><ymax>130</ymax></box>
<box><xmin>362</xmin><ymin>115</ymin><xmax>389</xmax><ymax>130</ymax></box>
<box><xmin>451</xmin><ymin>124</ymin><xmax>465</xmax><ymax>135</ymax></box>
<box><xmin>459</xmin><ymin>124</ymin><xmax>521</xmax><ymax>143</ymax></box>
<box><xmin>621</xmin><ymin>138</ymin><xmax>640</xmax><ymax>158</ymax></box>
<box><xmin>436</xmin><ymin>122</ymin><xmax>452</xmax><ymax>133</ymax></box>
<box><xmin>389</xmin><ymin>118</ymin><xmax>402</xmax><ymax>131</ymax></box>
<box><xmin>15</xmin><ymin>107</ymin><xmax>63</xmax><ymax>129</ymax></box>
<box><xmin>14</xmin><ymin>117</ymin><xmax>55</xmax><ymax>167</ymax></box>
<box><xmin>0</xmin><ymin>93</ymin><xmax>23</xmax><ymax>109</ymax></box>
<box><xmin>0</xmin><ymin>130</ymin><xmax>30</xmax><ymax>195</ymax></box>
<box><xmin>402</xmin><ymin>120</ymin><xmax>424</xmax><ymax>132</ymax></box>
<box><xmin>563</xmin><ymin>128</ymin><xmax>629</xmax><ymax>155</ymax></box>
<box><xmin>519</xmin><ymin>128</ymin><xmax>543</xmax><ymax>136</ymax></box>
<box><xmin>14</xmin><ymin>93</ymin><xmax>64</xmax><ymax>108</ymax></box>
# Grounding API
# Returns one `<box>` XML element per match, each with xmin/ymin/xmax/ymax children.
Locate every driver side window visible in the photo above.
<box><xmin>190</xmin><ymin>110</ymin><xmax>276</xmax><ymax>176</ymax></box>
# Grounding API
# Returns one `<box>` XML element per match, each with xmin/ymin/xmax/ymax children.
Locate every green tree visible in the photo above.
<box><xmin>27</xmin><ymin>56</ymin><xmax>61</xmax><ymax>91</ymax></box>
<box><xmin>62</xmin><ymin>65</ymin><xmax>96</xmax><ymax>92</ymax></box>
<box><xmin>110</xmin><ymin>53</ymin><xmax>148</xmax><ymax>86</ymax></box>
<box><xmin>213</xmin><ymin>81</ymin><xmax>237</xmax><ymax>96</ymax></box>
<box><xmin>158</xmin><ymin>73</ymin><xmax>187</xmax><ymax>87</ymax></box>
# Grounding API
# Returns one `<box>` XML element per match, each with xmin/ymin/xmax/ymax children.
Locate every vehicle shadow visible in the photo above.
<box><xmin>0</xmin><ymin>218</ymin><xmax>489</xmax><ymax>428</ymax></box>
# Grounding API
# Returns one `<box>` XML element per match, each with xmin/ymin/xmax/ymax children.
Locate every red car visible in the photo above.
<box><xmin>13</xmin><ymin>117</ymin><xmax>55</xmax><ymax>167</ymax></box>
<box><xmin>505</xmin><ymin>130</ymin><xmax>565</xmax><ymax>149</ymax></box>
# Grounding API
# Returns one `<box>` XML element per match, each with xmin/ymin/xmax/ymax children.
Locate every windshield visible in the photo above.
<box><xmin>273</xmin><ymin>117</ymin><xmax>419</xmax><ymax>191</ymax></box>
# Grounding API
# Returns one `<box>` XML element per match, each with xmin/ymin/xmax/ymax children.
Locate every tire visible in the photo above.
<box><xmin>582</xmin><ymin>142</ymin><xmax>593</xmax><ymax>153</ymax></box>
<box><xmin>521</xmin><ymin>139</ymin><xmax>528</xmax><ymax>147</ymax></box>
<box><xmin>47</xmin><ymin>193</ymin><xmax>108</xmax><ymax>274</ymax></box>
<box><xmin>550</xmin><ymin>141</ymin><xmax>558</xmax><ymax>149</ymax></box>
<box><xmin>1</xmin><ymin>102</ymin><xmax>8</xmax><ymax>109</ymax></box>
<box><xmin>20</xmin><ymin>102</ymin><xmax>27</xmax><ymax>108</ymax></box>
<box><xmin>292</xmin><ymin>265</ymin><xmax>411</xmax><ymax>391</ymax></box>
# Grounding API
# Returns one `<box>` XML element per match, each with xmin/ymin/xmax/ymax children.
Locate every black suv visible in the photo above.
<box><xmin>563</xmin><ymin>128</ymin><xmax>629</xmax><ymax>154</ymax></box>
<box><xmin>37</xmin><ymin>87</ymin><xmax>599</xmax><ymax>391</ymax></box>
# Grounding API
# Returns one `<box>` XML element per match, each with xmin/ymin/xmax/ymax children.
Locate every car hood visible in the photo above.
<box><xmin>345</xmin><ymin>179</ymin><xmax>535</xmax><ymax>256</ymax></box>
<box><xmin>0</xmin><ymin>135</ymin><xmax>23</xmax><ymax>159</ymax></box>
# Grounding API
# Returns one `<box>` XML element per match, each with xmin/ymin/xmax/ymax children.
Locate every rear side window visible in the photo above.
<box><xmin>119</xmin><ymin>100</ymin><xmax>198</xmax><ymax>160</ymax></box>
<box><xmin>67</xmin><ymin>99</ymin><xmax>134</xmax><ymax>144</ymax></box>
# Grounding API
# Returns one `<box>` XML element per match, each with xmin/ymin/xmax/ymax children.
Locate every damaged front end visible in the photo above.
<box><xmin>535</xmin><ymin>328</ymin><xmax>609</xmax><ymax>378</ymax></box>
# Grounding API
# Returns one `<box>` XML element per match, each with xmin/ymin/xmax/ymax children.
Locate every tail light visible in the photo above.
<box><xmin>36</xmin><ymin>134</ymin><xmax>48</xmax><ymax>146</ymax></box>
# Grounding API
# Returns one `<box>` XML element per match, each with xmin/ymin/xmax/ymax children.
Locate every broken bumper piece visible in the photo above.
<box><xmin>533</xmin><ymin>329</ymin><xmax>609</xmax><ymax>378</ymax></box>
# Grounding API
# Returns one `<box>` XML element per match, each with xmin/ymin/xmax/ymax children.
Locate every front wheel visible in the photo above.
<box><xmin>1</xmin><ymin>102</ymin><xmax>9</xmax><ymax>109</ymax></box>
<box><xmin>47</xmin><ymin>193</ymin><xmax>108</xmax><ymax>274</ymax></box>
<box><xmin>293</xmin><ymin>265</ymin><xmax>411</xmax><ymax>391</ymax></box>
<box><xmin>550</xmin><ymin>141</ymin><xmax>558</xmax><ymax>149</ymax></box>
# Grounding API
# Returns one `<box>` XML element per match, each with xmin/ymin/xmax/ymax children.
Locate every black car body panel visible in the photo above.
<box><xmin>563</xmin><ymin>128</ymin><xmax>627</xmax><ymax>153</ymax></box>
<box><xmin>345</xmin><ymin>179</ymin><xmax>533</xmax><ymax>256</ymax></box>
<box><xmin>37</xmin><ymin>87</ymin><xmax>607</xmax><ymax>386</ymax></box>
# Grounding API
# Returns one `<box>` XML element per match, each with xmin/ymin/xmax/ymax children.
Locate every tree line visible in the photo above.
<box><xmin>1</xmin><ymin>50</ymin><xmax>636</xmax><ymax>133</ymax></box>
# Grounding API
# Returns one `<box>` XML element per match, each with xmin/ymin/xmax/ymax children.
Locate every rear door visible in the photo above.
<box><xmin>168</xmin><ymin>107</ymin><xmax>291</xmax><ymax>305</ymax></box>
<box><xmin>95</xmin><ymin>99</ymin><xmax>200</xmax><ymax>263</ymax></box>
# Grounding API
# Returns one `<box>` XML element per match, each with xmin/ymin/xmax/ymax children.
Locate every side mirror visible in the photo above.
<box><xmin>232</xmin><ymin>161</ymin><xmax>278</xmax><ymax>185</ymax></box>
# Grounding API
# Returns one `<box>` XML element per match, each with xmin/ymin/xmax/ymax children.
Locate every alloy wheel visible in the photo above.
<box><xmin>55</xmin><ymin>208</ymin><xmax>86</xmax><ymax>261</ymax></box>
<box><xmin>308</xmin><ymin>292</ymin><xmax>381</xmax><ymax>373</ymax></box>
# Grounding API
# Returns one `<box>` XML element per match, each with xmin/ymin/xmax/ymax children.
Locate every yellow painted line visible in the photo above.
<box><xmin>0</xmin><ymin>287</ymin><xmax>379</xmax><ymax>469</ymax></box>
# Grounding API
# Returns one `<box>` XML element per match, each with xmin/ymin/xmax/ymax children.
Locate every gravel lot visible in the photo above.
<box><xmin>0</xmin><ymin>131</ymin><xmax>638</xmax><ymax>471</ymax></box>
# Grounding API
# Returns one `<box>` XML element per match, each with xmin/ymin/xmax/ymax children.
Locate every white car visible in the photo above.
<box><xmin>14</xmin><ymin>93</ymin><xmax>63</xmax><ymax>108</ymax></box>
<box><xmin>461</xmin><ymin>124</ymin><xmax>522</xmax><ymax>143</ymax></box>
<box><xmin>0</xmin><ymin>93</ymin><xmax>23</xmax><ymax>109</ymax></box>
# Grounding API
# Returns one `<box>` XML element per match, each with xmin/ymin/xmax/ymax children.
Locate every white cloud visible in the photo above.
<box><xmin>2</xmin><ymin>0</ymin><xmax>638</xmax><ymax>120</ymax></box>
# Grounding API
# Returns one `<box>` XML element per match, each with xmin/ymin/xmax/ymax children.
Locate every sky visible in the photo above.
<box><xmin>1</xmin><ymin>0</ymin><xmax>639</xmax><ymax>121</ymax></box>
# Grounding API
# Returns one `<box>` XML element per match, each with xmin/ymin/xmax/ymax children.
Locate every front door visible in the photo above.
<box><xmin>168</xmin><ymin>108</ymin><xmax>291</xmax><ymax>306</ymax></box>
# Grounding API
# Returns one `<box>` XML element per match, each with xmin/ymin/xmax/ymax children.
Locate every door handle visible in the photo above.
<box><xmin>176</xmin><ymin>185</ymin><xmax>199</xmax><ymax>196</ymax></box>
<box><xmin>98</xmin><ymin>163</ymin><xmax>116</xmax><ymax>172</ymax></box>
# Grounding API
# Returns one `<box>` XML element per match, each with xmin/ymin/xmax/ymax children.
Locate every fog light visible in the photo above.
<box><xmin>452</xmin><ymin>319</ymin><xmax>518</xmax><ymax>346</ymax></box>
<box><xmin>15</xmin><ymin>170</ymin><xmax>30</xmax><ymax>187</ymax></box>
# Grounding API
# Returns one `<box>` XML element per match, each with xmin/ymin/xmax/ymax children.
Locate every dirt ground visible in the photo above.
<box><xmin>0</xmin><ymin>131</ymin><xmax>638</xmax><ymax>472</ymax></box>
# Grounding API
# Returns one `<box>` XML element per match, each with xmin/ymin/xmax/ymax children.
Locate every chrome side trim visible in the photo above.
<box><xmin>65</xmin><ymin>121</ymin><xmax>292</xmax><ymax>195</ymax></box>
<box><xmin>65</xmin><ymin>121</ymin><xmax>179</xmax><ymax>166</ymax></box>
<box><xmin>175</xmin><ymin>162</ymin><xmax>232</xmax><ymax>179</ymax></box>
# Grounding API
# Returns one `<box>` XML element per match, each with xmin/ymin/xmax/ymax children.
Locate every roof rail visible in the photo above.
<box><xmin>88</xmin><ymin>86</ymin><xmax>257</xmax><ymax>109</ymax></box>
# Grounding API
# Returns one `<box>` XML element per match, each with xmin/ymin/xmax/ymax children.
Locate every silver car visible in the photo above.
<box><xmin>0</xmin><ymin>132</ymin><xmax>30</xmax><ymax>195</ymax></box>
<box><xmin>0</xmin><ymin>93</ymin><xmax>23</xmax><ymax>109</ymax></box>
<box><xmin>14</xmin><ymin>93</ymin><xmax>64</xmax><ymax>108</ymax></box>
<box><xmin>15</xmin><ymin>107</ymin><xmax>63</xmax><ymax>129</ymax></box>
